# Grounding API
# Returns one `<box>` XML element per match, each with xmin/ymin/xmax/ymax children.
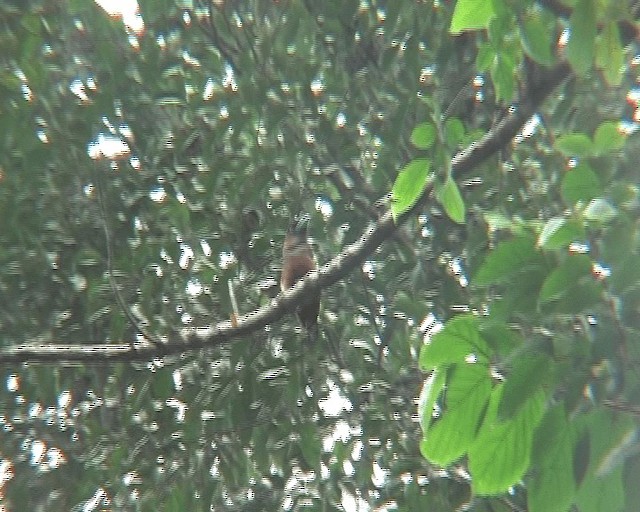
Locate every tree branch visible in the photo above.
<box><xmin>0</xmin><ymin>61</ymin><xmax>573</xmax><ymax>364</ymax></box>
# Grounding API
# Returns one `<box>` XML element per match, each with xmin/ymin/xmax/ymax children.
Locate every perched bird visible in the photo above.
<box><xmin>281</xmin><ymin>215</ymin><xmax>320</xmax><ymax>340</ymax></box>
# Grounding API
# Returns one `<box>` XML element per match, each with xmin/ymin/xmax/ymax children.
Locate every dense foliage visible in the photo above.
<box><xmin>0</xmin><ymin>0</ymin><xmax>638</xmax><ymax>511</ymax></box>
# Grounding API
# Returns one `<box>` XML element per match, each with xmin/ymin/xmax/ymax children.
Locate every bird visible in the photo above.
<box><xmin>281</xmin><ymin>214</ymin><xmax>320</xmax><ymax>340</ymax></box>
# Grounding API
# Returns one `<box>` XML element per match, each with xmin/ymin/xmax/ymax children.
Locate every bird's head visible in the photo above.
<box><xmin>284</xmin><ymin>214</ymin><xmax>310</xmax><ymax>252</ymax></box>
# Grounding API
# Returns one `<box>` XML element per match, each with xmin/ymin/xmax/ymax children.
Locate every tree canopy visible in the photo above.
<box><xmin>0</xmin><ymin>0</ymin><xmax>639</xmax><ymax>510</ymax></box>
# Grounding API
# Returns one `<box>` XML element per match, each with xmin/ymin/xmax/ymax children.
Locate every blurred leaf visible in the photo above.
<box><xmin>410</xmin><ymin>122</ymin><xmax>436</xmax><ymax>149</ymax></box>
<box><xmin>575</xmin><ymin>410</ymin><xmax>633</xmax><ymax>512</ymax></box>
<box><xmin>623</xmin><ymin>453</ymin><xmax>640</xmax><ymax>512</ymax></box>
<box><xmin>498</xmin><ymin>351</ymin><xmax>552</xmax><ymax>420</ymax></box>
<box><xmin>595</xmin><ymin>22</ymin><xmax>624</xmax><ymax>86</ymax></box>
<box><xmin>593</xmin><ymin>121</ymin><xmax>625</xmax><ymax>155</ymax></box>
<box><xmin>583</xmin><ymin>198</ymin><xmax>618</xmax><ymax>223</ymax></box>
<box><xmin>444</xmin><ymin>118</ymin><xmax>465</xmax><ymax>147</ymax></box>
<box><xmin>528</xmin><ymin>406</ymin><xmax>576</xmax><ymax>512</ymax></box>
<box><xmin>537</xmin><ymin>217</ymin><xmax>585</xmax><ymax>249</ymax></box>
<box><xmin>299</xmin><ymin>423</ymin><xmax>321</xmax><ymax>469</ymax></box>
<box><xmin>252</xmin><ymin>424</ymin><xmax>270</xmax><ymax>472</ymax></box>
<box><xmin>437</xmin><ymin>177</ymin><xmax>466</xmax><ymax>224</ymax></box>
<box><xmin>550</xmin><ymin>280</ymin><xmax>603</xmax><ymax>314</ymax></box>
<box><xmin>539</xmin><ymin>254</ymin><xmax>592</xmax><ymax>303</ymax></box>
<box><xmin>520</xmin><ymin>13</ymin><xmax>554</xmax><ymax>65</ymax></box>
<box><xmin>483</xmin><ymin>210</ymin><xmax>517</xmax><ymax>231</ymax></box>
<box><xmin>566</xmin><ymin>0</ymin><xmax>596</xmax><ymax>75</ymax></box>
<box><xmin>600</xmin><ymin>217</ymin><xmax>636</xmax><ymax>265</ymax></box>
<box><xmin>450</xmin><ymin>0</ymin><xmax>495</xmax><ymax>33</ymax></box>
<box><xmin>574</xmin><ymin>431</ymin><xmax>591</xmax><ymax>488</ymax></box>
<box><xmin>561</xmin><ymin>164</ymin><xmax>602</xmax><ymax>204</ymax></box>
<box><xmin>474</xmin><ymin>236</ymin><xmax>542</xmax><ymax>286</ymax></box>
<box><xmin>476</xmin><ymin>42</ymin><xmax>495</xmax><ymax>72</ymax></box>
<box><xmin>20</xmin><ymin>13</ymin><xmax>42</xmax><ymax>34</ymax></box>
<box><xmin>391</xmin><ymin>158</ymin><xmax>433</xmax><ymax>219</ymax></box>
<box><xmin>491</xmin><ymin>52</ymin><xmax>516</xmax><ymax>102</ymax></box>
<box><xmin>494</xmin><ymin>265</ymin><xmax>546</xmax><ymax>315</ymax></box>
<box><xmin>554</xmin><ymin>132</ymin><xmax>594</xmax><ymax>158</ymax></box>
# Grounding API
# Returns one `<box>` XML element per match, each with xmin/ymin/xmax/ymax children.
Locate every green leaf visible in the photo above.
<box><xmin>421</xmin><ymin>363</ymin><xmax>491</xmax><ymax>465</ymax></box>
<box><xmin>410</xmin><ymin>122</ymin><xmax>436</xmax><ymax>149</ymax></box>
<box><xmin>491</xmin><ymin>51</ymin><xmax>516</xmax><ymax>102</ymax></box>
<box><xmin>498</xmin><ymin>351</ymin><xmax>552</xmax><ymax>420</ymax></box>
<box><xmin>537</xmin><ymin>217</ymin><xmax>586</xmax><ymax>249</ymax></box>
<box><xmin>561</xmin><ymin>163</ymin><xmax>602</xmax><ymax>204</ymax></box>
<box><xmin>437</xmin><ymin>177</ymin><xmax>466</xmax><ymax>224</ymax></box>
<box><xmin>601</xmin><ymin>217</ymin><xmax>636</xmax><ymax>265</ymax></box>
<box><xmin>476</xmin><ymin>42</ymin><xmax>495</xmax><ymax>72</ymax></box>
<box><xmin>252</xmin><ymin>427</ymin><xmax>270</xmax><ymax>472</ymax></box>
<box><xmin>391</xmin><ymin>158</ymin><xmax>432</xmax><ymax>219</ymax></box>
<box><xmin>492</xmin><ymin>265</ymin><xmax>548</xmax><ymax>317</ymax></box>
<box><xmin>554</xmin><ymin>132</ymin><xmax>594</xmax><ymax>158</ymax></box>
<box><xmin>299</xmin><ymin>423</ymin><xmax>321</xmax><ymax>469</ymax></box>
<box><xmin>575</xmin><ymin>410</ymin><xmax>634</xmax><ymax>512</ymax></box>
<box><xmin>468</xmin><ymin>386</ymin><xmax>546</xmax><ymax>495</ymax></box>
<box><xmin>593</xmin><ymin>121</ymin><xmax>625</xmax><ymax>155</ymax></box>
<box><xmin>520</xmin><ymin>14</ymin><xmax>554</xmax><ymax>65</ymax></box>
<box><xmin>473</xmin><ymin>236</ymin><xmax>541</xmax><ymax>286</ymax></box>
<box><xmin>623</xmin><ymin>453</ymin><xmax>640</xmax><ymax>512</ymax></box>
<box><xmin>595</xmin><ymin>21</ymin><xmax>624</xmax><ymax>86</ymax></box>
<box><xmin>487</xmin><ymin>5</ymin><xmax>510</xmax><ymax>44</ymax></box>
<box><xmin>21</xmin><ymin>13</ymin><xmax>42</xmax><ymax>34</ymax></box>
<box><xmin>565</xmin><ymin>0</ymin><xmax>596</xmax><ymax>75</ymax></box>
<box><xmin>450</xmin><ymin>0</ymin><xmax>496</xmax><ymax>34</ymax></box>
<box><xmin>583</xmin><ymin>198</ymin><xmax>618</xmax><ymax>223</ymax></box>
<box><xmin>539</xmin><ymin>254</ymin><xmax>592</xmax><ymax>303</ymax></box>
<box><xmin>528</xmin><ymin>406</ymin><xmax>576</xmax><ymax>512</ymax></box>
<box><xmin>418</xmin><ymin>369</ymin><xmax>447</xmax><ymax>432</ymax></box>
<box><xmin>478</xmin><ymin>321</ymin><xmax>524</xmax><ymax>357</ymax></box>
<box><xmin>419</xmin><ymin>314</ymin><xmax>490</xmax><ymax>371</ymax></box>
<box><xmin>444</xmin><ymin>117</ymin><xmax>465</xmax><ymax>147</ymax></box>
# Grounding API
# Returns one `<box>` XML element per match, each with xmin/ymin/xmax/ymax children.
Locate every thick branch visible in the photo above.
<box><xmin>0</xmin><ymin>61</ymin><xmax>573</xmax><ymax>364</ymax></box>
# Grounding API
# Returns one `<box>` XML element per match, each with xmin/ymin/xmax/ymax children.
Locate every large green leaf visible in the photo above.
<box><xmin>420</xmin><ymin>314</ymin><xmax>490</xmax><ymax>371</ymax></box>
<box><xmin>473</xmin><ymin>236</ymin><xmax>542</xmax><ymax>286</ymax></box>
<box><xmin>575</xmin><ymin>411</ymin><xmax>634</xmax><ymax>512</ymax></box>
<box><xmin>421</xmin><ymin>363</ymin><xmax>491</xmax><ymax>465</ymax></box>
<box><xmin>468</xmin><ymin>386</ymin><xmax>546</xmax><ymax>495</ymax></box>
<box><xmin>527</xmin><ymin>406</ymin><xmax>576</xmax><ymax>512</ymax></box>
<box><xmin>498</xmin><ymin>351</ymin><xmax>552</xmax><ymax>420</ymax></box>
<box><xmin>539</xmin><ymin>254</ymin><xmax>593</xmax><ymax>304</ymax></box>
<box><xmin>418</xmin><ymin>368</ymin><xmax>447</xmax><ymax>432</ymax></box>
